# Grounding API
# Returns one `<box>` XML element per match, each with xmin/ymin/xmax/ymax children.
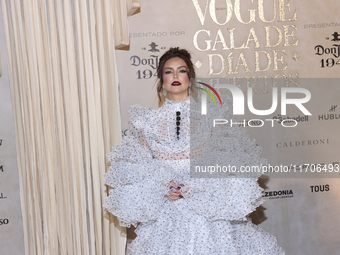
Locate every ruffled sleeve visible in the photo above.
<box><xmin>179</xmin><ymin>177</ymin><xmax>264</xmax><ymax>222</ymax></box>
<box><xmin>103</xmin><ymin>105</ymin><xmax>169</xmax><ymax>228</ymax></box>
<box><xmin>182</xmin><ymin>94</ymin><xmax>266</xmax><ymax>221</ymax></box>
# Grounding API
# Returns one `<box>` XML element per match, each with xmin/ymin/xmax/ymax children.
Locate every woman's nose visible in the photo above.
<box><xmin>173</xmin><ymin>72</ymin><xmax>178</xmax><ymax>78</ymax></box>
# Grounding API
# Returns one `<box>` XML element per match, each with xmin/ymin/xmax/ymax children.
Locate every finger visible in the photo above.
<box><xmin>169</xmin><ymin>182</ymin><xmax>180</xmax><ymax>189</ymax></box>
<box><xmin>170</xmin><ymin>192</ymin><xmax>183</xmax><ymax>199</ymax></box>
<box><xmin>166</xmin><ymin>195</ymin><xmax>175</xmax><ymax>201</ymax></box>
<box><xmin>169</xmin><ymin>193</ymin><xmax>181</xmax><ymax>200</ymax></box>
<box><xmin>170</xmin><ymin>189</ymin><xmax>181</xmax><ymax>194</ymax></box>
<box><xmin>170</xmin><ymin>196</ymin><xmax>179</xmax><ymax>201</ymax></box>
<box><xmin>170</xmin><ymin>191</ymin><xmax>182</xmax><ymax>196</ymax></box>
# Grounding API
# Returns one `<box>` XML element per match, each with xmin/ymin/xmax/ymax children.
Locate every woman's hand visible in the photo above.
<box><xmin>166</xmin><ymin>181</ymin><xmax>183</xmax><ymax>201</ymax></box>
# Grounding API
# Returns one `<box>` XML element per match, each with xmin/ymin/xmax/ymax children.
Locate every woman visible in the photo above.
<box><xmin>104</xmin><ymin>47</ymin><xmax>285</xmax><ymax>254</ymax></box>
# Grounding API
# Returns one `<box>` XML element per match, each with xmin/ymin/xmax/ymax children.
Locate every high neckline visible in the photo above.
<box><xmin>165</xmin><ymin>95</ymin><xmax>190</xmax><ymax>105</ymax></box>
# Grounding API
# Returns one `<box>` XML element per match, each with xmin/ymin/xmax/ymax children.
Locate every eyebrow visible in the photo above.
<box><xmin>164</xmin><ymin>66</ymin><xmax>187</xmax><ymax>70</ymax></box>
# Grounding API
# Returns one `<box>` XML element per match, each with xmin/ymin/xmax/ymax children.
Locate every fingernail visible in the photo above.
<box><xmin>179</xmin><ymin>195</ymin><xmax>183</xmax><ymax>198</ymax></box>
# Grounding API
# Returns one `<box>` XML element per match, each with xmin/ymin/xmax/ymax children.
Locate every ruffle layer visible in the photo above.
<box><xmin>127</xmin><ymin>199</ymin><xmax>284</xmax><ymax>255</ymax></box>
<box><xmin>103</xmin><ymin>171</ymin><xmax>171</xmax><ymax>228</ymax></box>
<box><xmin>104</xmin><ymin>158</ymin><xmax>265</xmax><ymax>226</ymax></box>
<box><xmin>182</xmin><ymin>178</ymin><xmax>264</xmax><ymax>222</ymax></box>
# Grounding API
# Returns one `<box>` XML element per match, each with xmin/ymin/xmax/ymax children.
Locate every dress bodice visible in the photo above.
<box><xmin>129</xmin><ymin>96</ymin><xmax>192</xmax><ymax>158</ymax></box>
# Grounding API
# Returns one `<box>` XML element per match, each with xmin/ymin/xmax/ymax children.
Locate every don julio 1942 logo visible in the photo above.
<box><xmin>315</xmin><ymin>32</ymin><xmax>340</xmax><ymax>68</ymax></box>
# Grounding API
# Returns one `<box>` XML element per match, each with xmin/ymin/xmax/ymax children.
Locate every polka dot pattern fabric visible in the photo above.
<box><xmin>103</xmin><ymin>94</ymin><xmax>285</xmax><ymax>254</ymax></box>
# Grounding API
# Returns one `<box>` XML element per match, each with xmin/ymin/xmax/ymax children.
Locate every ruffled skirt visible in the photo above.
<box><xmin>104</xmin><ymin>159</ymin><xmax>285</xmax><ymax>254</ymax></box>
<box><xmin>127</xmin><ymin>198</ymin><xmax>285</xmax><ymax>255</ymax></box>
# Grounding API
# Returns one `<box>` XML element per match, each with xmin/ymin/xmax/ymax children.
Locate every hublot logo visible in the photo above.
<box><xmin>318</xmin><ymin>105</ymin><xmax>339</xmax><ymax>121</ymax></box>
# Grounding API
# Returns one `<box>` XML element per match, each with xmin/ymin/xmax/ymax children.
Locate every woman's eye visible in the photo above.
<box><xmin>165</xmin><ymin>71</ymin><xmax>172</xmax><ymax>75</ymax></box>
<box><xmin>179</xmin><ymin>69</ymin><xmax>187</xmax><ymax>73</ymax></box>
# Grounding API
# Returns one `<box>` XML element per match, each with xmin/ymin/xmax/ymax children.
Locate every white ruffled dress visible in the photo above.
<box><xmin>104</xmin><ymin>94</ymin><xmax>285</xmax><ymax>255</ymax></box>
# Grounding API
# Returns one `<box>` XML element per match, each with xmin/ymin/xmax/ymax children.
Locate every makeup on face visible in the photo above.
<box><xmin>162</xmin><ymin>57</ymin><xmax>190</xmax><ymax>101</ymax></box>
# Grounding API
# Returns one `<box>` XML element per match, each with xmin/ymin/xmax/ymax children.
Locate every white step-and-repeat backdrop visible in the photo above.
<box><xmin>115</xmin><ymin>1</ymin><xmax>340</xmax><ymax>254</ymax></box>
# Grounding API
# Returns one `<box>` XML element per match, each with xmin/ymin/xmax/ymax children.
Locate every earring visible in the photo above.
<box><xmin>163</xmin><ymin>89</ymin><xmax>167</xmax><ymax>96</ymax></box>
<box><xmin>188</xmin><ymin>86</ymin><xmax>191</xmax><ymax>95</ymax></box>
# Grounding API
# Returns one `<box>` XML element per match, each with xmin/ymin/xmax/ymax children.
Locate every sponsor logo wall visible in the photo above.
<box><xmin>1</xmin><ymin>1</ymin><xmax>340</xmax><ymax>254</ymax></box>
<box><xmin>116</xmin><ymin>1</ymin><xmax>340</xmax><ymax>254</ymax></box>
